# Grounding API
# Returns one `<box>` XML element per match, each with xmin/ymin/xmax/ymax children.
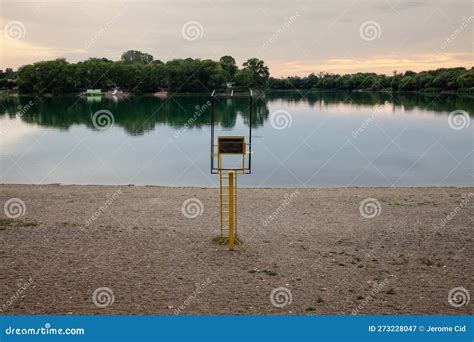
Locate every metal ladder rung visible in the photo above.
<box><xmin>219</xmin><ymin>170</ymin><xmax>238</xmax><ymax>246</ymax></box>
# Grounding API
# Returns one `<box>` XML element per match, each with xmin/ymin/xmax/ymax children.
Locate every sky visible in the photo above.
<box><xmin>0</xmin><ymin>0</ymin><xmax>472</xmax><ymax>77</ymax></box>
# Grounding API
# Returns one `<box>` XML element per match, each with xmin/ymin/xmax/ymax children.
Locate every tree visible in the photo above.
<box><xmin>235</xmin><ymin>69</ymin><xmax>253</xmax><ymax>87</ymax></box>
<box><xmin>219</xmin><ymin>56</ymin><xmax>238</xmax><ymax>82</ymax></box>
<box><xmin>198</xmin><ymin>59</ymin><xmax>225</xmax><ymax>90</ymax></box>
<box><xmin>121</xmin><ymin>50</ymin><xmax>154</xmax><ymax>64</ymax></box>
<box><xmin>242</xmin><ymin>58</ymin><xmax>270</xmax><ymax>88</ymax></box>
<box><xmin>456</xmin><ymin>68</ymin><xmax>474</xmax><ymax>89</ymax></box>
<box><xmin>4</xmin><ymin>68</ymin><xmax>15</xmax><ymax>79</ymax></box>
<box><xmin>417</xmin><ymin>73</ymin><xmax>434</xmax><ymax>89</ymax></box>
<box><xmin>399</xmin><ymin>76</ymin><xmax>417</xmax><ymax>91</ymax></box>
<box><xmin>17</xmin><ymin>58</ymin><xmax>70</xmax><ymax>94</ymax></box>
<box><xmin>75</xmin><ymin>58</ymin><xmax>113</xmax><ymax>90</ymax></box>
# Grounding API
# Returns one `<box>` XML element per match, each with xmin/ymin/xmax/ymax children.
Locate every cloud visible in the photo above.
<box><xmin>0</xmin><ymin>0</ymin><xmax>472</xmax><ymax>74</ymax></box>
<box><xmin>269</xmin><ymin>53</ymin><xmax>473</xmax><ymax>76</ymax></box>
<box><xmin>0</xmin><ymin>37</ymin><xmax>87</xmax><ymax>69</ymax></box>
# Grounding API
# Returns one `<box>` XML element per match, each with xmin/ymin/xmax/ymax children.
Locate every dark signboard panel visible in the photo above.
<box><xmin>218</xmin><ymin>137</ymin><xmax>245</xmax><ymax>154</ymax></box>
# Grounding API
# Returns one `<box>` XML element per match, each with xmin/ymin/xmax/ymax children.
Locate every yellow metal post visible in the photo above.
<box><xmin>219</xmin><ymin>171</ymin><xmax>223</xmax><ymax>237</ymax></box>
<box><xmin>228</xmin><ymin>171</ymin><xmax>235</xmax><ymax>251</ymax></box>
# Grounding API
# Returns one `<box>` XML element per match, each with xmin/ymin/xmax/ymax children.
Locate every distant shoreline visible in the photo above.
<box><xmin>1</xmin><ymin>88</ymin><xmax>472</xmax><ymax>98</ymax></box>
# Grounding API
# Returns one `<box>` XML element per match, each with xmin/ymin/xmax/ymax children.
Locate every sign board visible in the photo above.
<box><xmin>218</xmin><ymin>136</ymin><xmax>245</xmax><ymax>154</ymax></box>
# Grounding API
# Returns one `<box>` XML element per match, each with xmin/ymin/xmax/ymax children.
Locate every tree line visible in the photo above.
<box><xmin>0</xmin><ymin>50</ymin><xmax>472</xmax><ymax>94</ymax></box>
<box><xmin>269</xmin><ymin>68</ymin><xmax>473</xmax><ymax>92</ymax></box>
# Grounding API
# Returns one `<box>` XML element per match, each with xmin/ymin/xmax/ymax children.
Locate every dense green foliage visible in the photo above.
<box><xmin>269</xmin><ymin>68</ymin><xmax>474</xmax><ymax>92</ymax></box>
<box><xmin>6</xmin><ymin>51</ymin><xmax>269</xmax><ymax>95</ymax></box>
<box><xmin>0</xmin><ymin>68</ymin><xmax>16</xmax><ymax>90</ymax></box>
<box><xmin>0</xmin><ymin>50</ymin><xmax>472</xmax><ymax>94</ymax></box>
<box><xmin>121</xmin><ymin>50</ymin><xmax>154</xmax><ymax>64</ymax></box>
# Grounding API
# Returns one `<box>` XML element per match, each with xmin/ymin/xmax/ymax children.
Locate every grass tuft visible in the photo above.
<box><xmin>420</xmin><ymin>257</ymin><xmax>434</xmax><ymax>267</ymax></box>
<box><xmin>212</xmin><ymin>235</ymin><xmax>243</xmax><ymax>246</ymax></box>
<box><xmin>212</xmin><ymin>236</ymin><xmax>227</xmax><ymax>245</ymax></box>
<box><xmin>261</xmin><ymin>270</ymin><xmax>278</xmax><ymax>276</ymax></box>
<box><xmin>0</xmin><ymin>218</ymin><xmax>37</xmax><ymax>230</ymax></box>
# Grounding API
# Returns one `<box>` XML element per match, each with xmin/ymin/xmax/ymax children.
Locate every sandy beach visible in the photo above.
<box><xmin>0</xmin><ymin>184</ymin><xmax>472</xmax><ymax>315</ymax></box>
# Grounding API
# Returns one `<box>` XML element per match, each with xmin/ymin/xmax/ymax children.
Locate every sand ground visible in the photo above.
<box><xmin>0</xmin><ymin>184</ymin><xmax>472</xmax><ymax>315</ymax></box>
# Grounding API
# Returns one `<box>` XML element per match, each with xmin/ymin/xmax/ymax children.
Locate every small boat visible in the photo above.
<box><xmin>154</xmin><ymin>90</ymin><xmax>168</xmax><ymax>99</ymax></box>
<box><xmin>79</xmin><ymin>89</ymin><xmax>102</xmax><ymax>101</ymax></box>
<box><xmin>104</xmin><ymin>89</ymin><xmax>129</xmax><ymax>100</ymax></box>
<box><xmin>85</xmin><ymin>89</ymin><xmax>102</xmax><ymax>96</ymax></box>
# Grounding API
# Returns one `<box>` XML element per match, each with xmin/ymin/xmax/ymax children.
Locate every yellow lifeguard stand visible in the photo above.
<box><xmin>211</xmin><ymin>89</ymin><xmax>253</xmax><ymax>251</ymax></box>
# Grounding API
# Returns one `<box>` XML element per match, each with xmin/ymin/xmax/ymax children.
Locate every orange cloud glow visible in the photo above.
<box><xmin>269</xmin><ymin>53</ymin><xmax>473</xmax><ymax>77</ymax></box>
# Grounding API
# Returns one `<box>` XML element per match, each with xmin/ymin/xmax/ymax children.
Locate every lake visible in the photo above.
<box><xmin>0</xmin><ymin>91</ymin><xmax>472</xmax><ymax>187</ymax></box>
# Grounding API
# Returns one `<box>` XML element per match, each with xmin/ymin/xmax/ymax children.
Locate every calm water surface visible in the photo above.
<box><xmin>0</xmin><ymin>92</ymin><xmax>472</xmax><ymax>187</ymax></box>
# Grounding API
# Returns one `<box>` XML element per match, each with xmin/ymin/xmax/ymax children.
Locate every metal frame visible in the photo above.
<box><xmin>210</xmin><ymin>88</ymin><xmax>253</xmax><ymax>174</ymax></box>
<box><xmin>211</xmin><ymin>88</ymin><xmax>252</xmax><ymax>251</ymax></box>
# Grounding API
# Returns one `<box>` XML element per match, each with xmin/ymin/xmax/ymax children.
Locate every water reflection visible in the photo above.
<box><xmin>265</xmin><ymin>91</ymin><xmax>474</xmax><ymax>114</ymax></box>
<box><xmin>0</xmin><ymin>92</ymin><xmax>472</xmax><ymax>136</ymax></box>
<box><xmin>0</xmin><ymin>95</ymin><xmax>268</xmax><ymax>136</ymax></box>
